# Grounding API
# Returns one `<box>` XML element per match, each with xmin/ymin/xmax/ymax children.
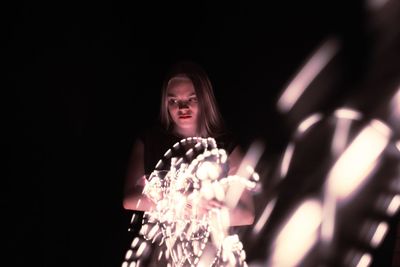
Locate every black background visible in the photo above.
<box><xmin>7</xmin><ymin>1</ymin><xmax>395</xmax><ymax>266</ymax></box>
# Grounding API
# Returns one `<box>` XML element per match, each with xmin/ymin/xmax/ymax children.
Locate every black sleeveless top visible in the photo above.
<box><xmin>138</xmin><ymin>125</ymin><xmax>238</xmax><ymax>175</ymax></box>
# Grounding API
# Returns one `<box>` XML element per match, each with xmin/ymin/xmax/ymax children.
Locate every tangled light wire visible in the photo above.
<box><xmin>122</xmin><ymin>137</ymin><xmax>259</xmax><ymax>267</ymax></box>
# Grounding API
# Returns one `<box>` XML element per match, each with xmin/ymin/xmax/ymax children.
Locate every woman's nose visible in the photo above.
<box><xmin>178</xmin><ymin>101</ymin><xmax>189</xmax><ymax>109</ymax></box>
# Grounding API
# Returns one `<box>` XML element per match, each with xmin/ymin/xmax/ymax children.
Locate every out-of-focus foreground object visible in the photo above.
<box><xmin>243</xmin><ymin>0</ymin><xmax>400</xmax><ymax>266</ymax></box>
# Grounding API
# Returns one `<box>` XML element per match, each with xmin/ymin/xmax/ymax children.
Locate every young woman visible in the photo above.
<box><xmin>123</xmin><ymin>60</ymin><xmax>254</xmax><ymax>226</ymax></box>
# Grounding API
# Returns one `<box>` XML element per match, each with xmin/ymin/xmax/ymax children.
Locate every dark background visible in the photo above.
<box><xmin>6</xmin><ymin>1</ymin><xmax>396</xmax><ymax>266</ymax></box>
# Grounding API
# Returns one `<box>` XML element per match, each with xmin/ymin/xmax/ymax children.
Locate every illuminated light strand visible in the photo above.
<box><xmin>123</xmin><ymin>137</ymin><xmax>259</xmax><ymax>266</ymax></box>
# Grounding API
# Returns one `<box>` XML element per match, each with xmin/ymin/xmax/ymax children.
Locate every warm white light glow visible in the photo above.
<box><xmin>252</xmin><ymin>198</ymin><xmax>277</xmax><ymax>236</ymax></box>
<box><xmin>356</xmin><ymin>253</ymin><xmax>372</xmax><ymax>267</ymax></box>
<box><xmin>196</xmin><ymin>161</ymin><xmax>220</xmax><ymax>180</ymax></box>
<box><xmin>268</xmin><ymin>199</ymin><xmax>322</xmax><ymax>267</ymax></box>
<box><xmin>136</xmin><ymin>242</ymin><xmax>147</xmax><ymax>257</ymax></box>
<box><xmin>125</xmin><ymin>249</ymin><xmax>133</xmax><ymax>260</ymax></box>
<box><xmin>295</xmin><ymin>113</ymin><xmax>323</xmax><ymax>137</ymax></box>
<box><xmin>331</xmin><ymin>108</ymin><xmax>362</xmax><ymax>156</ymax></box>
<box><xmin>127</xmin><ymin>137</ymin><xmax>258</xmax><ymax>266</ymax></box>
<box><xmin>280</xmin><ymin>143</ymin><xmax>295</xmax><ymax>179</ymax></box>
<box><xmin>131</xmin><ymin>237</ymin><xmax>139</xmax><ymax>247</ymax></box>
<box><xmin>321</xmin><ymin>192</ymin><xmax>336</xmax><ymax>243</ymax></box>
<box><xmin>326</xmin><ymin>120</ymin><xmax>391</xmax><ymax>200</ymax></box>
<box><xmin>277</xmin><ymin>38</ymin><xmax>339</xmax><ymax>113</ymax></box>
<box><xmin>334</xmin><ymin>108</ymin><xmax>362</xmax><ymax>120</ymax></box>
<box><xmin>370</xmin><ymin>222</ymin><xmax>389</xmax><ymax>248</ymax></box>
<box><xmin>332</xmin><ymin>117</ymin><xmax>352</xmax><ymax>157</ymax></box>
<box><xmin>164</xmin><ymin>148</ymin><xmax>172</xmax><ymax>158</ymax></box>
<box><xmin>387</xmin><ymin>195</ymin><xmax>400</xmax><ymax>216</ymax></box>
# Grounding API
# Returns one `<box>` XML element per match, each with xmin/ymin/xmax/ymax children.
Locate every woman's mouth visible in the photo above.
<box><xmin>179</xmin><ymin>115</ymin><xmax>191</xmax><ymax>119</ymax></box>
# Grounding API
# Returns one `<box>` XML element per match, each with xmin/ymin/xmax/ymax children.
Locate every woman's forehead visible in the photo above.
<box><xmin>167</xmin><ymin>78</ymin><xmax>196</xmax><ymax>96</ymax></box>
<box><xmin>167</xmin><ymin>75</ymin><xmax>191</xmax><ymax>86</ymax></box>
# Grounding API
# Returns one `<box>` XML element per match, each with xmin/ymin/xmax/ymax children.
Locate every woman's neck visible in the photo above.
<box><xmin>173</xmin><ymin>127</ymin><xmax>199</xmax><ymax>138</ymax></box>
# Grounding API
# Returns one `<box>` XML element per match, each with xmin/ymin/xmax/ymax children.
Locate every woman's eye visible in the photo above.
<box><xmin>189</xmin><ymin>97</ymin><xmax>198</xmax><ymax>103</ymax></box>
<box><xmin>168</xmin><ymin>99</ymin><xmax>178</xmax><ymax>105</ymax></box>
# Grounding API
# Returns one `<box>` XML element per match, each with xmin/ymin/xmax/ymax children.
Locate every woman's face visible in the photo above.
<box><xmin>166</xmin><ymin>77</ymin><xmax>199</xmax><ymax>136</ymax></box>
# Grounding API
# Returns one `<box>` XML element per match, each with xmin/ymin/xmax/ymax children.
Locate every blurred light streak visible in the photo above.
<box><xmin>320</xmin><ymin>192</ymin><xmax>336</xmax><ymax>243</ymax></box>
<box><xmin>334</xmin><ymin>108</ymin><xmax>363</xmax><ymax>120</ymax></box>
<box><xmin>277</xmin><ymin>38</ymin><xmax>339</xmax><ymax>113</ymax></box>
<box><xmin>125</xmin><ymin>249</ymin><xmax>133</xmax><ymax>260</ymax></box>
<box><xmin>279</xmin><ymin>142</ymin><xmax>294</xmax><ymax>179</ymax></box>
<box><xmin>332</xmin><ymin>108</ymin><xmax>362</xmax><ymax>156</ymax></box>
<box><xmin>295</xmin><ymin>113</ymin><xmax>323</xmax><ymax>138</ymax></box>
<box><xmin>132</xmin><ymin>237</ymin><xmax>139</xmax><ymax>247</ymax></box>
<box><xmin>370</xmin><ymin>222</ymin><xmax>389</xmax><ymax>248</ymax></box>
<box><xmin>236</xmin><ymin>140</ymin><xmax>265</xmax><ymax>177</ymax></box>
<box><xmin>252</xmin><ymin>198</ymin><xmax>277</xmax><ymax>236</ymax></box>
<box><xmin>387</xmin><ymin>194</ymin><xmax>400</xmax><ymax>216</ymax></box>
<box><xmin>268</xmin><ymin>199</ymin><xmax>322</xmax><ymax>267</ymax></box>
<box><xmin>396</xmin><ymin>140</ymin><xmax>400</xmax><ymax>152</ymax></box>
<box><xmin>326</xmin><ymin>120</ymin><xmax>391</xmax><ymax>200</ymax></box>
<box><xmin>355</xmin><ymin>253</ymin><xmax>372</xmax><ymax>267</ymax></box>
<box><xmin>225</xmin><ymin>141</ymin><xmax>264</xmax><ymax>209</ymax></box>
<box><xmin>332</xmin><ymin>118</ymin><xmax>353</xmax><ymax>156</ymax></box>
<box><xmin>390</xmin><ymin>87</ymin><xmax>400</xmax><ymax>123</ymax></box>
<box><xmin>136</xmin><ymin>242</ymin><xmax>147</xmax><ymax>257</ymax></box>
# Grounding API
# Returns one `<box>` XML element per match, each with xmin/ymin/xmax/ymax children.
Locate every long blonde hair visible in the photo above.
<box><xmin>159</xmin><ymin>61</ymin><xmax>225</xmax><ymax>137</ymax></box>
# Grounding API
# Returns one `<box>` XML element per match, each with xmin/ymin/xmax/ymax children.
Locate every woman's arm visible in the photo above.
<box><xmin>123</xmin><ymin>140</ymin><xmax>255</xmax><ymax>225</ymax></box>
<box><xmin>226</xmin><ymin>146</ymin><xmax>255</xmax><ymax>226</ymax></box>
<box><xmin>123</xmin><ymin>139</ymin><xmax>155</xmax><ymax>211</ymax></box>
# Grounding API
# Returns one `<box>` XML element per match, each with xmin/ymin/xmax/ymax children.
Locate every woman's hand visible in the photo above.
<box><xmin>185</xmin><ymin>196</ymin><xmax>225</xmax><ymax>219</ymax></box>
